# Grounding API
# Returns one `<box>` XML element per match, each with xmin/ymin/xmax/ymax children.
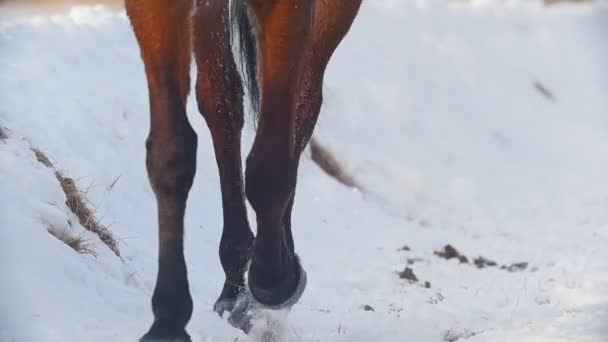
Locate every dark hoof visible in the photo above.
<box><xmin>213</xmin><ymin>284</ymin><xmax>255</xmax><ymax>333</ymax></box>
<box><xmin>246</xmin><ymin>254</ymin><xmax>307</xmax><ymax>310</ymax></box>
<box><xmin>226</xmin><ymin>293</ymin><xmax>256</xmax><ymax>333</ymax></box>
<box><xmin>140</xmin><ymin>320</ymin><xmax>191</xmax><ymax>342</ymax></box>
<box><xmin>213</xmin><ymin>297</ymin><xmax>236</xmax><ymax>317</ymax></box>
<box><xmin>213</xmin><ymin>280</ymin><xmax>244</xmax><ymax>317</ymax></box>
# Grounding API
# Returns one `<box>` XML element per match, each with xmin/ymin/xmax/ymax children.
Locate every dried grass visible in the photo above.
<box><xmin>30</xmin><ymin>146</ymin><xmax>121</xmax><ymax>258</ymax></box>
<box><xmin>55</xmin><ymin>170</ymin><xmax>121</xmax><ymax>257</ymax></box>
<box><xmin>46</xmin><ymin>224</ymin><xmax>98</xmax><ymax>257</ymax></box>
<box><xmin>31</xmin><ymin>147</ymin><xmax>54</xmax><ymax>168</ymax></box>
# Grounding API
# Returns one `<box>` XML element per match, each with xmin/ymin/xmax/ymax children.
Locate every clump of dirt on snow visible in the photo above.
<box><xmin>473</xmin><ymin>256</ymin><xmax>497</xmax><ymax>268</ymax></box>
<box><xmin>433</xmin><ymin>244</ymin><xmax>528</xmax><ymax>272</ymax></box>
<box><xmin>398</xmin><ymin>266</ymin><xmax>432</xmax><ymax>288</ymax></box>
<box><xmin>434</xmin><ymin>244</ymin><xmax>469</xmax><ymax>264</ymax></box>
<box><xmin>399</xmin><ymin>267</ymin><xmax>419</xmax><ymax>282</ymax></box>
<box><xmin>501</xmin><ymin>262</ymin><xmax>528</xmax><ymax>272</ymax></box>
<box><xmin>361</xmin><ymin>304</ymin><xmax>375</xmax><ymax>312</ymax></box>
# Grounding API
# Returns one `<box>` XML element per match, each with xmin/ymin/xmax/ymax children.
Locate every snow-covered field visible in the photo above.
<box><xmin>1</xmin><ymin>1</ymin><xmax>608</xmax><ymax>341</ymax></box>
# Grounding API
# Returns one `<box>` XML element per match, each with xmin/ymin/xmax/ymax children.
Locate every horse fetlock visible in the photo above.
<box><xmin>152</xmin><ymin>282</ymin><xmax>193</xmax><ymax>320</ymax></box>
<box><xmin>144</xmin><ymin>271</ymin><xmax>192</xmax><ymax>342</ymax></box>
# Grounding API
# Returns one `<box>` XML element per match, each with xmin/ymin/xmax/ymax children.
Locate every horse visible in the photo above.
<box><xmin>124</xmin><ymin>0</ymin><xmax>361</xmax><ymax>340</ymax></box>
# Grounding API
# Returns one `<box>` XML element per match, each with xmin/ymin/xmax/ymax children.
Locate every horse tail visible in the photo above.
<box><xmin>230</xmin><ymin>0</ymin><xmax>259</xmax><ymax>116</ymax></box>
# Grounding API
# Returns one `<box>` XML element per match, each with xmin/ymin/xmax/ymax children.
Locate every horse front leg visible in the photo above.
<box><xmin>192</xmin><ymin>1</ymin><xmax>254</xmax><ymax>320</ymax></box>
<box><xmin>126</xmin><ymin>1</ymin><xmax>195</xmax><ymax>340</ymax></box>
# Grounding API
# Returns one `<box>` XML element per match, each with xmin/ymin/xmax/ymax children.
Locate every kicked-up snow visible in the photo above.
<box><xmin>1</xmin><ymin>1</ymin><xmax>607</xmax><ymax>341</ymax></box>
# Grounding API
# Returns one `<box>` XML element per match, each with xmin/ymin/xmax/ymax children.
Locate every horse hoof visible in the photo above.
<box><xmin>246</xmin><ymin>254</ymin><xmax>307</xmax><ymax>310</ymax></box>
<box><xmin>213</xmin><ymin>297</ymin><xmax>236</xmax><ymax>317</ymax></box>
<box><xmin>140</xmin><ymin>320</ymin><xmax>191</xmax><ymax>342</ymax></box>
<box><xmin>226</xmin><ymin>293</ymin><xmax>255</xmax><ymax>333</ymax></box>
<box><xmin>212</xmin><ymin>284</ymin><xmax>255</xmax><ymax>333</ymax></box>
<box><xmin>213</xmin><ymin>277</ymin><xmax>251</xmax><ymax>317</ymax></box>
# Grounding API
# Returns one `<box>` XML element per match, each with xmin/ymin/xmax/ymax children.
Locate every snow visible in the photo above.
<box><xmin>1</xmin><ymin>1</ymin><xmax>608</xmax><ymax>341</ymax></box>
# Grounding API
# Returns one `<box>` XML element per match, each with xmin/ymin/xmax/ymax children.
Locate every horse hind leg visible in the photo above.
<box><xmin>192</xmin><ymin>1</ymin><xmax>254</xmax><ymax>320</ymax></box>
<box><xmin>125</xmin><ymin>1</ymin><xmax>195</xmax><ymax>341</ymax></box>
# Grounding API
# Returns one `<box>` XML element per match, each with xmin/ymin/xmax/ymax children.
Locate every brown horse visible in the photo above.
<box><xmin>125</xmin><ymin>0</ymin><xmax>361</xmax><ymax>340</ymax></box>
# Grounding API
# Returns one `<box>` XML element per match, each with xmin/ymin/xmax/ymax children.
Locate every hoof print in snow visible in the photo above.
<box><xmin>434</xmin><ymin>245</ymin><xmax>469</xmax><ymax>264</ymax></box>
<box><xmin>398</xmin><ymin>245</ymin><xmax>411</xmax><ymax>251</ymax></box>
<box><xmin>399</xmin><ymin>267</ymin><xmax>418</xmax><ymax>283</ymax></box>
<box><xmin>424</xmin><ymin>281</ymin><xmax>431</xmax><ymax>288</ymax></box>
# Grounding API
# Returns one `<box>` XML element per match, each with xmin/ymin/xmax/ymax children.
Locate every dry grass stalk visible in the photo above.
<box><xmin>30</xmin><ymin>147</ymin><xmax>54</xmax><ymax>168</ymax></box>
<box><xmin>46</xmin><ymin>225</ymin><xmax>98</xmax><ymax>257</ymax></box>
<box><xmin>54</xmin><ymin>170</ymin><xmax>121</xmax><ymax>257</ymax></box>
<box><xmin>28</xmin><ymin>145</ymin><xmax>121</xmax><ymax>258</ymax></box>
<box><xmin>106</xmin><ymin>175</ymin><xmax>121</xmax><ymax>191</ymax></box>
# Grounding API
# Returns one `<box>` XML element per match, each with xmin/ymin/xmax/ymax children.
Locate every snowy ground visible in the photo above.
<box><xmin>1</xmin><ymin>1</ymin><xmax>608</xmax><ymax>341</ymax></box>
